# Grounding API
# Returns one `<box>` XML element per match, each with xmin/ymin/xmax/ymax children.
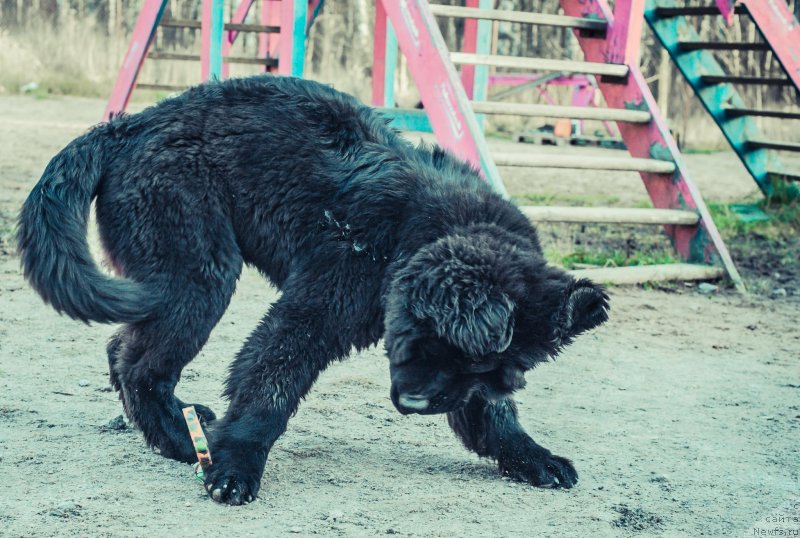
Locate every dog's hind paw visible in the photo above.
<box><xmin>498</xmin><ymin>449</ymin><xmax>578</xmax><ymax>489</ymax></box>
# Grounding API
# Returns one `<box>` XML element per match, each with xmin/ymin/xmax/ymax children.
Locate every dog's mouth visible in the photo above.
<box><xmin>390</xmin><ymin>385</ymin><xmax>456</xmax><ymax>415</ymax></box>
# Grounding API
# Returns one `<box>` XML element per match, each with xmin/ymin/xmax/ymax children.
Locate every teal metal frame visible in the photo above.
<box><xmin>644</xmin><ymin>0</ymin><xmax>799</xmax><ymax>200</ymax></box>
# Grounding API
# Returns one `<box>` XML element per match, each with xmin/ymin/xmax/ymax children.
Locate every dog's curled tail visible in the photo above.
<box><xmin>17</xmin><ymin>129</ymin><xmax>160</xmax><ymax>324</ymax></box>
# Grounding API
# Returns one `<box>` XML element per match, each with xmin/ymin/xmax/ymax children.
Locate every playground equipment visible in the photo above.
<box><xmin>103</xmin><ymin>0</ymin><xmax>320</xmax><ymax>121</ymax></box>
<box><xmin>645</xmin><ymin>0</ymin><xmax>800</xmax><ymax>199</ymax></box>
<box><xmin>373</xmin><ymin>1</ymin><xmax>743</xmax><ymax>289</ymax></box>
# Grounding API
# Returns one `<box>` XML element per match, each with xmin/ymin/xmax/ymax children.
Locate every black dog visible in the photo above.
<box><xmin>17</xmin><ymin>75</ymin><xmax>609</xmax><ymax>505</ymax></box>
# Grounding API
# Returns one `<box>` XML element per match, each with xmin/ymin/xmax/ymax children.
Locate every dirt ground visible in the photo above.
<box><xmin>1</xmin><ymin>95</ymin><xmax>798</xmax><ymax>537</ymax></box>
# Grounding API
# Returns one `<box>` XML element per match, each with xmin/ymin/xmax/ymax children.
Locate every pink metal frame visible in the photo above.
<box><xmin>379</xmin><ymin>0</ymin><xmax>507</xmax><ymax>196</ymax></box>
<box><xmin>737</xmin><ymin>0</ymin><xmax>800</xmax><ymax>93</ymax></box>
<box><xmin>103</xmin><ymin>0</ymin><xmax>168</xmax><ymax>121</ymax></box>
<box><xmin>560</xmin><ymin>0</ymin><xmax>740</xmax><ymax>286</ymax></box>
<box><xmin>372</xmin><ymin>0</ymin><xmax>389</xmax><ymax>106</ymax></box>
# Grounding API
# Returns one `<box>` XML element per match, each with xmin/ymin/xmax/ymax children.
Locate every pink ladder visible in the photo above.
<box><xmin>376</xmin><ymin>0</ymin><xmax>743</xmax><ymax>290</ymax></box>
<box><xmin>103</xmin><ymin>0</ymin><xmax>311</xmax><ymax>122</ymax></box>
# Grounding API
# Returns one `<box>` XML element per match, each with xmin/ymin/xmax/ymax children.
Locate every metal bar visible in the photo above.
<box><xmin>714</xmin><ymin>0</ymin><xmax>737</xmax><ymax>25</ymax></box>
<box><xmin>103</xmin><ymin>0</ymin><xmax>168</xmax><ymax>121</ymax></box>
<box><xmin>740</xmin><ymin>0</ymin><xmax>800</xmax><ymax>94</ymax></box>
<box><xmin>460</xmin><ymin>0</ymin><xmax>479</xmax><ymax>99</ymax></box>
<box><xmin>700</xmin><ymin>75</ymin><xmax>793</xmax><ymax>86</ymax></box>
<box><xmin>380</xmin><ymin>0</ymin><xmax>507</xmax><ymax>197</ymax></box>
<box><xmin>746</xmin><ymin>139</ymin><xmax>800</xmax><ymax>152</ymax></box>
<box><xmin>605</xmin><ymin>0</ymin><xmax>644</xmax><ymax>66</ymax></box>
<box><xmin>428</xmin><ymin>4</ymin><xmax>608</xmax><ymax>32</ymax></box>
<box><xmin>451</xmin><ymin>53</ymin><xmax>629</xmax><ymax>77</ymax></box>
<box><xmin>564</xmin><ymin>0</ymin><xmax>743</xmax><ymax>289</ymax></box>
<box><xmin>372</xmin><ymin>0</ymin><xmax>388</xmax><ymax>106</ymax></box>
<box><xmin>654</xmin><ymin>5</ymin><xmax>747</xmax><ymax>17</ymax></box>
<box><xmin>261</xmin><ymin>1</ymin><xmax>281</xmax><ymax>72</ymax></box>
<box><xmin>677</xmin><ymin>41</ymin><xmax>769</xmax><ymax>51</ymax></box>
<box><xmin>221</xmin><ymin>0</ymin><xmax>256</xmax><ymax>79</ymax></box>
<box><xmin>278</xmin><ymin>0</ymin><xmax>307</xmax><ymax>76</ymax></box>
<box><xmin>201</xmin><ymin>0</ymin><xmax>225</xmax><ymax>80</ymax></box>
<box><xmin>724</xmin><ymin>107</ymin><xmax>800</xmax><ymax>120</ymax></box>
<box><xmin>384</xmin><ymin>22</ymin><xmax>398</xmax><ymax>108</ymax></box>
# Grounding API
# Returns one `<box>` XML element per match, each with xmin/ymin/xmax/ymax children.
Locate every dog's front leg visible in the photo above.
<box><xmin>203</xmin><ymin>294</ymin><xmax>352</xmax><ymax>505</ymax></box>
<box><xmin>448</xmin><ymin>394</ymin><xmax>578</xmax><ymax>489</ymax></box>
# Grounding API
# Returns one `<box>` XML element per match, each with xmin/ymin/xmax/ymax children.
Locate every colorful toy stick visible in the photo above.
<box><xmin>182</xmin><ymin>406</ymin><xmax>212</xmax><ymax>481</ymax></box>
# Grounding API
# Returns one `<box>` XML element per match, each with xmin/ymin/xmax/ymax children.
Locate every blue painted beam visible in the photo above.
<box><xmin>376</xmin><ymin>108</ymin><xmax>433</xmax><ymax>133</ymax></box>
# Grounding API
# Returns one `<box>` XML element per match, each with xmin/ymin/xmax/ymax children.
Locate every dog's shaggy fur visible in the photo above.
<box><xmin>18</xmin><ymin>75</ymin><xmax>609</xmax><ymax>505</ymax></box>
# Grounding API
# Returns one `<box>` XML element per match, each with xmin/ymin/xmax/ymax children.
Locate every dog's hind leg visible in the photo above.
<box><xmin>109</xmin><ymin>263</ymin><xmax>241</xmax><ymax>463</ymax></box>
<box><xmin>447</xmin><ymin>393</ymin><xmax>578</xmax><ymax>489</ymax></box>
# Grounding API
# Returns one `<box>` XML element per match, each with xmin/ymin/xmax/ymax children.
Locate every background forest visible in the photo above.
<box><xmin>1</xmin><ymin>0</ymin><xmax>799</xmax><ymax>147</ymax></box>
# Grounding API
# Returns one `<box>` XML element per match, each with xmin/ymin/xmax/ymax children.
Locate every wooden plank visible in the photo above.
<box><xmin>160</xmin><ymin>18</ymin><xmax>279</xmax><ymax>33</ymax></box>
<box><xmin>570</xmin><ymin>264</ymin><xmax>725</xmax><ymax>284</ymax></box>
<box><xmin>470</xmin><ymin>101</ymin><xmax>652</xmax><ymax>122</ymax></box>
<box><xmin>451</xmin><ymin>53</ymin><xmax>629</xmax><ymax>78</ymax></box>
<box><xmin>723</xmin><ymin>107</ymin><xmax>800</xmax><ymax>120</ymax></box>
<box><xmin>148</xmin><ymin>52</ymin><xmax>276</xmax><ymax>66</ymax></box>
<box><xmin>135</xmin><ymin>83</ymin><xmax>190</xmax><ymax>91</ymax></box>
<box><xmin>700</xmin><ymin>75</ymin><xmax>793</xmax><ymax>86</ymax></box>
<box><xmin>494</xmin><ymin>153</ymin><xmax>676</xmax><ymax>173</ymax></box>
<box><xmin>222</xmin><ymin>0</ymin><xmax>257</xmax><ymax>79</ymax></box>
<box><xmin>746</xmin><ymin>139</ymin><xmax>800</xmax><ymax>153</ymax></box>
<box><xmin>428</xmin><ymin>4</ymin><xmax>607</xmax><ymax>32</ymax></box>
<box><xmin>677</xmin><ymin>41</ymin><xmax>769</xmax><ymax>51</ymax></box>
<box><xmin>519</xmin><ymin>206</ymin><xmax>699</xmax><ymax>225</ymax></box>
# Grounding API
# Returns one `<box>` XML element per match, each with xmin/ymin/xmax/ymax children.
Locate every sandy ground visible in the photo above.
<box><xmin>1</xmin><ymin>95</ymin><xmax>798</xmax><ymax>537</ymax></box>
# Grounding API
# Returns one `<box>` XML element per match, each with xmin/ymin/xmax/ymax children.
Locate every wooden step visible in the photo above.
<box><xmin>746</xmin><ymin>139</ymin><xmax>800</xmax><ymax>152</ymax></box>
<box><xmin>653</xmin><ymin>6</ymin><xmax>747</xmax><ymax>17</ymax></box>
<box><xmin>428</xmin><ymin>4</ymin><xmax>607</xmax><ymax>32</ymax></box>
<box><xmin>147</xmin><ymin>52</ymin><xmax>277</xmax><ymax>66</ymax></box>
<box><xmin>470</xmin><ymin>101</ymin><xmax>651</xmax><ymax>123</ymax></box>
<box><xmin>520</xmin><ymin>206</ymin><xmax>699</xmax><ymax>225</ymax></box>
<box><xmin>700</xmin><ymin>75</ymin><xmax>792</xmax><ymax>86</ymax></box>
<box><xmin>494</xmin><ymin>153</ymin><xmax>676</xmax><ymax>174</ymax></box>
<box><xmin>450</xmin><ymin>53</ymin><xmax>629</xmax><ymax>78</ymax></box>
<box><xmin>159</xmin><ymin>18</ymin><xmax>280</xmax><ymax>33</ymax></box>
<box><xmin>723</xmin><ymin>107</ymin><xmax>800</xmax><ymax>120</ymax></box>
<box><xmin>677</xmin><ymin>41</ymin><xmax>769</xmax><ymax>51</ymax></box>
<box><xmin>136</xmin><ymin>83</ymin><xmax>190</xmax><ymax>92</ymax></box>
<box><xmin>570</xmin><ymin>264</ymin><xmax>725</xmax><ymax>285</ymax></box>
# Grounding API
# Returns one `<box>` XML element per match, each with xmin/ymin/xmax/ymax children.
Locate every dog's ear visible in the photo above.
<box><xmin>405</xmin><ymin>237</ymin><xmax>517</xmax><ymax>357</ymax></box>
<box><xmin>559</xmin><ymin>279</ymin><xmax>610</xmax><ymax>338</ymax></box>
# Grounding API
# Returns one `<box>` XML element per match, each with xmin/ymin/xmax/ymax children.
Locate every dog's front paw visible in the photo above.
<box><xmin>203</xmin><ymin>443</ymin><xmax>266</xmax><ymax>506</ymax></box>
<box><xmin>498</xmin><ymin>442</ymin><xmax>578</xmax><ymax>489</ymax></box>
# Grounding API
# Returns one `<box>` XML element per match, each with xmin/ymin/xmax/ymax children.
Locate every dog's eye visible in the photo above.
<box><xmin>462</xmin><ymin>361</ymin><xmax>497</xmax><ymax>374</ymax></box>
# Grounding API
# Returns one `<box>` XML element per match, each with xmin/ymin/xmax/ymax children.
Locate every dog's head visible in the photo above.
<box><xmin>384</xmin><ymin>227</ymin><xmax>609</xmax><ymax>415</ymax></box>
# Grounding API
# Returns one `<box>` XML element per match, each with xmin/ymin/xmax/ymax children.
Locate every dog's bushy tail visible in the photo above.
<box><xmin>17</xmin><ymin>129</ymin><xmax>160</xmax><ymax>324</ymax></box>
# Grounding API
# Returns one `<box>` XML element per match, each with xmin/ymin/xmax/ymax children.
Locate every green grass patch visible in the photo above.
<box><xmin>513</xmin><ymin>192</ymin><xmax>621</xmax><ymax>207</ymax></box>
<box><xmin>707</xmin><ymin>199</ymin><xmax>800</xmax><ymax>241</ymax></box>
<box><xmin>546</xmin><ymin>247</ymin><xmax>678</xmax><ymax>269</ymax></box>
